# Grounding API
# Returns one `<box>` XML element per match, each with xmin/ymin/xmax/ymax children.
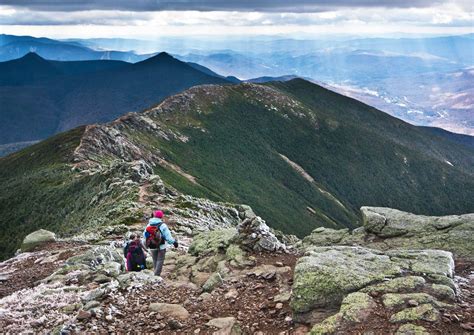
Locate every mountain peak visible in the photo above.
<box><xmin>135</xmin><ymin>51</ymin><xmax>180</xmax><ymax>66</ymax></box>
<box><xmin>20</xmin><ymin>52</ymin><xmax>46</xmax><ymax>62</ymax></box>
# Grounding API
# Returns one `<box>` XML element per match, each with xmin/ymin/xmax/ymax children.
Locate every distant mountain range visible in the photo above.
<box><xmin>0</xmin><ymin>34</ymin><xmax>150</xmax><ymax>62</ymax></box>
<box><xmin>0</xmin><ymin>52</ymin><xmax>231</xmax><ymax>147</ymax></box>
<box><xmin>1</xmin><ymin>33</ymin><xmax>473</xmax><ymax>148</ymax></box>
<box><xmin>1</xmin><ymin>79</ymin><xmax>473</xmax><ymax>259</ymax></box>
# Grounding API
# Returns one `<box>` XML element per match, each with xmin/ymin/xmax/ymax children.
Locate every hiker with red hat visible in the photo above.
<box><xmin>143</xmin><ymin>210</ymin><xmax>178</xmax><ymax>276</ymax></box>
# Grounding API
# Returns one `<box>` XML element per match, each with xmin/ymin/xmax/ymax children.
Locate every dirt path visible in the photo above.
<box><xmin>71</xmin><ymin>252</ymin><xmax>304</xmax><ymax>334</ymax></box>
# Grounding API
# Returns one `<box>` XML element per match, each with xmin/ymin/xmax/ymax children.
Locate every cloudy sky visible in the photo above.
<box><xmin>0</xmin><ymin>0</ymin><xmax>472</xmax><ymax>38</ymax></box>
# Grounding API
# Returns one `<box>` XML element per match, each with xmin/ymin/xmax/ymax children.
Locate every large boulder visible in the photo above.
<box><xmin>291</xmin><ymin>245</ymin><xmax>456</xmax><ymax>328</ymax></box>
<box><xmin>188</xmin><ymin>228</ymin><xmax>237</xmax><ymax>256</ymax></box>
<box><xmin>361</xmin><ymin>207</ymin><xmax>474</xmax><ymax>238</ymax></box>
<box><xmin>291</xmin><ymin>246</ymin><xmax>401</xmax><ymax>315</ymax></box>
<box><xmin>304</xmin><ymin>207</ymin><xmax>474</xmax><ymax>259</ymax></box>
<box><xmin>21</xmin><ymin>229</ymin><xmax>56</xmax><ymax>251</ymax></box>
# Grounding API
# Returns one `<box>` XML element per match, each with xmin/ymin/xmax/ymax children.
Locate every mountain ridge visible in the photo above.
<box><xmin>0</xmin><ymin>52</ymin><xmax>232</xmax><ymax>146</ymax></box>
<box><xmin>2</xmin><ymin>79</ymin><xmax>473</xmax><ymax>261</ymax></box>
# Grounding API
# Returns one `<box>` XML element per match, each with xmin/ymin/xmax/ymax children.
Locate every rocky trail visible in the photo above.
<box><xmin>0</xmin><ymin>185</ymin><xmax>473</xmax><ymax>334</ymax></box>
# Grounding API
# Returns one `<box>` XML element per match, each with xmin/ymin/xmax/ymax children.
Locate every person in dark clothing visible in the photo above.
<box><xmin>124</xmin><ymin>233</ymin><xmax>148</xmax><ymax>271</ymax></box>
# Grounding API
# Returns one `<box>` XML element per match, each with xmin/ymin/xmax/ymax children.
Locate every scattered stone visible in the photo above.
<box><xmin>84</xmin><ymin>301</ymin><xmax>101</xmax><ymax>310</ymax></box>
<box><xmin>149</xmin><ymin>303</ymin><xmax>190</xmax><ymax>321</ymax></box>
<box><xmin>274</xmin><ymin>290</ymin><xmax>291</xmax><ymax>303</ymax></box>
<box><xmin>76</xmin><ymin>310</ymin><xmax>92</xmax><ymax>321</ymax></box>
<box><xmin>199</xmin><ymin>292</ymin><xmax>213</xmax><ymax>303</ymax></box>
<box><xmin>168</xmin><ymin>319</ymin><xmax>183</xmax><ymax>330</ymax></box>
<box><xmin>202</xmin><ymin>272</ymin><xmax>223</xmax><ymax>292</ymax></box>
<box><xmin>82</xmin><ymin>287</ymin><xmax>107</xmax><ymax>302</ymax></box>
<box><xmin>206</xmin><ymin>317</ymin><xmax>242</xmax><ymax>335</ymax></box>
<box><xmin>460</xmin><ymin>323</ymin><xmax>474</xmax><ymax>331</ymax></box>
<box><xmin>395</xmin><ymin>323</ymin><xmax>430</xmax><ymax>335</ymax></box>
<box><xmin>94</xmin><ymin>274</ymin><xmax>111</xmax><ymax>283</ymax></box>
<box><xmin>275</xmin><ymin>303</ymin><xmax>283</xmax><ymax>310</ymax></box>
<box><xmin>225</xmin><ymin>288</ymin><xmax>239</xmax><ymax>299</ymax></box>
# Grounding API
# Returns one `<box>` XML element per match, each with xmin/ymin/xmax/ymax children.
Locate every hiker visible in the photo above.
<box><xmin>124</xmin><ymin>233</ymin><xmax>147</xmax><ymax>272</ymax></box>
<box><xmin>143</xmin><ymin>210</ymin><xmax>178</xmax><ymax>276</ymax></box>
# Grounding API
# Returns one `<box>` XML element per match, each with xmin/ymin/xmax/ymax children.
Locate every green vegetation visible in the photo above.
<box><xmin>1</xmin><ymin>79</ymin><xmax>473</xmax><ymax>260</ymax></box>
<box><xmin>146</xmin><ymin>81</ymin><xmax>474</xmax><ymax>236</ymax></box>
<box><xmin>0</xmin><ymin>127</ymin><xmax>142</xmax><ymax>260</ymax></box>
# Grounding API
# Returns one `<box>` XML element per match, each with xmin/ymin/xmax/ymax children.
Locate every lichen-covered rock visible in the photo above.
<box><xmin>361</xmin><ymin>276</ymin><xmax>426</xmax><ymax>294</ymax></box>
<box><xmin>389</xmin><ymin>304</ymin><xmax>440</xmax><ymax>323</ymax></box>
<box><xmin>21</xmin><ymin>229</ymin><xmax>56</xmax><ymax>251</ymax></box>
<box><xmin>305</xmin><ymin>207</ymin><xmax>474</xmax><ymax>259</ymax></box>
<box><xmin>310</xmin><ymin>292</ymin><xmax>376</xmax><ymax>334</ymax></box>
<box><xmin>361</xmin><ymin>207</ymin><xmax>474</xmax><ymax>259</ymax></box>
<box><xmin>382</xmin><ymin>293</ymin><xmax>452</xmax><ymax>309</ymax></box>
<box><xmin>395</xmin><ymin>324</ymin><xmax>430</xmax><ymax>335</ymax></box>
<box><xmin>225</xmin><ymin>244</ymin><xmax>254</xmax><ymax>268</ymax></box>
<box><xmin>291</xmin><ymin>246</ymin><xmax>401</xmax><ymax>314</ymax></box>
<box><xmin>303</xmin><ymin>227</ymin><xmax>351</xmax><ymax>247</ymax></box>
<box><xmin>291</xmin><ymin>244</ymin><xmax>456</xmax><ymax>328</ymax></box>
<box><xmin>386</xmin><ymin>249</ymin><xmax>455</xmax><ymax>278</ymax></box>
<box><xmin>202</xmin><ymin>272</ymin><xmax>223</xmax><ymax>292</ymax></box>
<box><xmin>188</xmin><ymin>228</ymin><xmax>237</xmax><ymax>256</ymax></box>
<box><xmin>235</xmin><ymin>216</ymin><xmax>286</xmax><ymax>252</ymax></box>
<box><xmin>430</xmin><ymin>284</ymin><xmax>456</xmax><ymax>301</ymax></box>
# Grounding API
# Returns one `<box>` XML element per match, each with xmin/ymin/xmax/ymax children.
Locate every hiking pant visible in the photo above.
<box><xmin>150</xmin><ymin>248</ymin><xmax>166</xmax><ymax>276</ymax></box>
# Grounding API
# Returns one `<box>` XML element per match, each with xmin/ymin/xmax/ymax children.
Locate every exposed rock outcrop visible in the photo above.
<box><xmin>235</xmin><ymin>216</ymin><xmax>287</xmax><ymax>252</ymax></box>
<box><xmin>293</xmin><ymin>240</ymin><xmax>468</xmax><ymax>334</ymax></box>
<box><xmin>303</xmin><ymin>207</ymin><xmax>474</xmax><ymax>259</ymax></box>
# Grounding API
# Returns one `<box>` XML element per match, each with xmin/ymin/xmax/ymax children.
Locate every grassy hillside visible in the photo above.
<box><xmin>0</xmin><ymin>127</ymin><xmax>142</xmax><ymax>259</ymax></box>
<box><xmin>1</xmin><ymin>79</ymin><xmax>473</xmax><ymax>260</ymax></box>
<box><xmin>136</xmin><ymin>80</ymin><xmax>474</xmax><ymax>235</ymax></box>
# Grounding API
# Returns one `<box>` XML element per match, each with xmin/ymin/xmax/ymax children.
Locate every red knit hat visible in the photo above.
<box><xmin>153</xmin><ymin>210</ymin><xmax>164</xmax><ymax>218</ymax></box>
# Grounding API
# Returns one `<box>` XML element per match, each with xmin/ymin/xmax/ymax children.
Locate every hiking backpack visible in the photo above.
<box><xmin>126</xmin><ymin>240</ymin><xmax>146</xmax><ymax>272</ymax></box>
<box><xmin>145</xmin><ymin>224</ymin><xmax>163</xmax><ymax>249</ymax></box>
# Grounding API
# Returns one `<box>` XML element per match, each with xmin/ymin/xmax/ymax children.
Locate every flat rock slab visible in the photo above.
<box><xmin>303</xmin><ymin>207</ymin><xmax>474</xmax><ymax>259</ymax></box>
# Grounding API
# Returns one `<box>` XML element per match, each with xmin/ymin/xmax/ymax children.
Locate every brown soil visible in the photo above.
<box><xmin>74</xmin><ymin>252</ymin><xmax>301</xmax><ymax>334</ymax></box>
<box><xmin>0</xmin><ymin>241</ymin><xmax>88</xmax><ymax>299</ymax></box>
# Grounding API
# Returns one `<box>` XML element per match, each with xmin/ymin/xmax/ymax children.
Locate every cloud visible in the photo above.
<box><xmin>0</xmin><ymin>0</ymin><xmax>450</xmax><ymax>12</ymax></box>
<box><xmin>0</xmin><ymin>1</ymin><xmax>471</xmax><ymax>38</ymax></box>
